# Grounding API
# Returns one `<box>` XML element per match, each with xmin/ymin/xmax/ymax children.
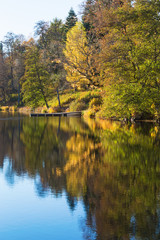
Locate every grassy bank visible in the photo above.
<box><xmin>48</xmin><ymin>89</ymin><xmax>103</xmax><ymax>118</ymax></box>
<box><xmin>0</xmin><ymin>89</ymin><xmax>103</xmax><ymax>118</ymax></box>
<box><xmin>1</xmin><ymin>89</ymin><xmax>158</xmax><ymax>122</ymax></box>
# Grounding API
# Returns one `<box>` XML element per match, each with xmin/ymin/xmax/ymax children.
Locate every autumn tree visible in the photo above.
<box><xmin>3</xmin><ymin>32</ymin><xmax>18</xmax><ymax>93</ymax></box>
<box><xmin>2</xmin><ymin>33</ymin><xmax>26</xmax><ymax>104</ymax></box>
<box><xmin>12</xmin><ymin>35</ymin><xmax>25</xmax><ymax>105</ymax></box>
<box><xmin>64</xmin><ymin>22</ymin><xmax>98</xmax><ymax>90</ymax></box>
<box><xmin>82</xmin><ymin>0</ymin><xmax>160</xmax><ymax>119</ymax></box>
<box><xmin>34</xmin><ymin>19</ymin><xmax>67</xmax><ymax>108</ymax></box>
<box><xmin>0</xmin><ymin>43</ymin><xmax>8</xmax><ymax>103</ymax></box>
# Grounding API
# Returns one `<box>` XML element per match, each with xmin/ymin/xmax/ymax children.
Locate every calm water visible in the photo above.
<box><xmin>0</xmin><ymin>113</ymin><xmax>160</xmax><ymax>240</ymax></box>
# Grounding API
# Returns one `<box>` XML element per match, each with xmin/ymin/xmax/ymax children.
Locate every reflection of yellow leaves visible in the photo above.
<box><xmin>64</xmin><ymin>133</ymin><xmax>103</xmax><ymax>197</ymax></box>
<box><xmin>130</xmin><ymin>124</ymin><xmax>136</xmax><ymax>134</ymax></box>
<box><xmin>98</xmin><ymin>120</ymin><xmax>120</xmax><ymax>131</ymax></box>
<box><xmin>150</xmin><ymin>126</ymin><xmax>159</xmax><ymax>138</ymax></box>
<box><xmin>56</xmin><ymin>168</ymin><xmax>62</xmax><ymax>176</ymax></box>
<box><xmin>66</xmin><ymin>134</ymin><xmax>87</xmax><ymax>152</ymax></box>
<box><xmin>154</xmin><ymin>126</ymin><xmax>158</xmax><ymax>134</ymax></box>
<box><xmin>64</xmin><ymin>154</ymin><xmax>81</xmax><ymax>171</ymax></box>
<box><xmin>84</xmin><ymin>118</ymin><xmax>120</xmax><ymax>132</ymax></box>
<box><xmin>151</xmin><ymin>132</ymin><xmax>156</xmax><ymax>138</ymax></box>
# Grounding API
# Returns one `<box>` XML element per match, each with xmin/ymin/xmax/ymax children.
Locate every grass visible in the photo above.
<box><xmin>0</xmin><ymin>89</ymin><xmax>103</xmax><ymax>118</ymax></box>
<box><xmin>48</xmin><ymin>89</ymin><xmax>103</xmax><ymax>117</ymax></box>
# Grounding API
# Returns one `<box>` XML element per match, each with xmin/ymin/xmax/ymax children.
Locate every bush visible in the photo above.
<box><xmin>68</xmin><ymin>91</ymin><xmax>102</xmax><ymax>113</ymax></box>
<box><xmin>70</xmin><ymin>100</ymin><xmax>87</xmax><ymax>111</ymax></box>
<box><xmin>79</xmin><ymin>92</ymin><xmax>95</xmax><ymax>103</ymax></box>
<box><xmin>9</xmin><ymin>106</ymin><xmax>17</xmax><ymax>112</ymax></box>
<box><xmin>62</xmin><ymin>96</ymin><xmax>76</xmax><ymax>105</ymax></box>
<box><xmin>0</xmin><ymin>106</ymin><xmax>9</xmax><ymax>112</ymax></box>
<box><xmin>48</xmin><ymin>107</ymin><xmax>54</xmax><ymax>113</ymax></box>
<box><xmin>84</xmin><ymin>109</ymin><xmax>96</xmax><ymax>118</ymax></box>
<box><xmin>41</xmin><ymin>108</ymin><xmax>48</xmax><ymax>113</ymax></box>
<box><xmin>89</xmin><ymin>97</ymin><xmax>102</xmax><ymax>108</ymax></box>
<box><xmin>52</xmin><ymin>106</ymin><xmax>63</xmax><ymax>112</ymax></box>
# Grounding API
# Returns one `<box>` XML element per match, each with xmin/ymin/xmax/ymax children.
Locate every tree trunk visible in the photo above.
<box><xmin>43</xmin><ymin>93</ymin><xmax>49</xmax><ymax>109</ymax></box>
<box><xmin>18</xmin><ymin>82</ymin><xmax>20</xmax><ymax>106</ymax></box>
<box><xmin>56</xmin><ymin>88</ymin><xmax>61</xmax><ymax>108</ymax></box>
<box><xmin>34</xmin><ymin>63</ymin><xmax>49</xmax><ymax>109</ymax></box>
<box><xmin>11</xmin><ymin>66</ymin><xmax>14</xmax><ymax>91</ymax></box>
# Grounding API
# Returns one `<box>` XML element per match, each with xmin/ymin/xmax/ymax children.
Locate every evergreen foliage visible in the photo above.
<box><xmin>64</xmin><ymin>8</ymin><xmax>78</xmax><ymax>34</ymax></box>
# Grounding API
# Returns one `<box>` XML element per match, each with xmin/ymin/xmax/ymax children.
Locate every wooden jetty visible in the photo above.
<box><xmin>30</xmin><ymin>111</ymin><xmax>82</xmax><ymax>117</ymax></box>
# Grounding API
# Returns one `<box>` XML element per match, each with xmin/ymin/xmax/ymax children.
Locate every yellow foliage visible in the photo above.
<box><xmin>0</xmin><ymin>106</ymin><xmax>17</xmax><ymax>112</ymax></box>
<box><xmin>56</xmin><ymin>168</ymin><xmax>62</xmax><ymax>177</ymax></box>
<box><xmin>0</xmin><ymin>106</ymin><xmax>9</xmax><ymax>112</ymax></box>
<box><xmin>64</xmin><ymin>22</ymin><xmax>91</xmax><ymax>88</ymax></box>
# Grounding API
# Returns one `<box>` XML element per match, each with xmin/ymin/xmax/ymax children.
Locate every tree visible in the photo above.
<box><xmin>64</xmin><ymin>22</ymin><xmax>98</xmax><ymax>89</ymax></box>
<box><xmin>3</xmin><ymin>32</ymin><xmax>17</xmax><ymax>93</ymax></box>
<box><xmin>102</xmin><ymin>0</ymin><xmax>160</xmax><ymax>119</ymax></box>
<box><xmin>0</xmin><ymin>43</ymin><xmax>8</xmax><ymax>103</ymax></box>
<box><xmin>2</xmin><ymin>33</ymin><xmax>26</xmax><ymax>104</ymax></box>
<box><xmin>12</xmin><ymin>35</ymin><xmax>25</xmax><ymax>106</ymax></box>
<box><xmin>34</xmin><ymin>20</ymin><xmax>49</xmax><ymax>49</ymax></box>
<box><xmin>21</xmin><ymin>39</ymin><xmax>51</xmax><ymax>108</ymax></box>
<box><xmin>82</xmin><ymin>0</ymin><xmax>96</xmax><ymax>32</ymax></box>
<box><xmin>34</xmin><ymin>19</ymin><xmax>67</xmax><ymax>108</ymax></box>
<box><xmin>64</xmin><ymin>8</ymin><xmax>78</xmax><ymax>34</ymax></box>
<box><xmin>82</xmin><ymin>0</ymin><xmax>160</xmax><ymax>119</ymax></box>
<box><xmin>44</xmin><ymin>19</ymin><xmax>67</xmax><ymax>107</ymax></box>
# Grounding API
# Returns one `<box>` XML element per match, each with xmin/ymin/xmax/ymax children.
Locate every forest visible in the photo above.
<box><xmin>0</xmin><ymin>0</ymin><xmax>160</xmax><ymax>120</ymax></box>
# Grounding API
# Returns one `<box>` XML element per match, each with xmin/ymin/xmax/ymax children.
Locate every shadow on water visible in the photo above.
<box><xmin>0</xmin><ymin>112</ymin><xmax>160</xmax><ymax>239</ymax></box>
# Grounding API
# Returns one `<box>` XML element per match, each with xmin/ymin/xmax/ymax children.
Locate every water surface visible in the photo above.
<box><xmin>0</xmin><ymin>113</ymin><xmax>160</xmax><ymax>240</ymax></box>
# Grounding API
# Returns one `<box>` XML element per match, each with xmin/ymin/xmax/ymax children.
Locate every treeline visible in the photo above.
<box><xmin>0</xmin><ymin>0</ymin><xmax>160</xmax><ymax>120</ymax></box>
<box><xmin>0</xmin><ymin>9</ymin><xmax>77</xmax><ymax>107</ymax></box>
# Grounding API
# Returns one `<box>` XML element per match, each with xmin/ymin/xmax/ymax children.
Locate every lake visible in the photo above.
<box><xmin>0</xmin><ymin>113</ymin><xmax>160</xmax><ymax>240</ymax></box>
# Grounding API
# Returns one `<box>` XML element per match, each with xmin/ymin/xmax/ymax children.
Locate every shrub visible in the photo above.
<box><xmin>69</xmin><ymin>91</ymin><xmax>102</xmax><ymax>113</ymax></box>
<box><xmin>89</xmin><ymin>97</ymin><xmax>102</xmax><ymax>108</ymax></box>
<box><xmin>70</xmin><ymin>100</ymin><xmax>87</xmax><ymax>111</ymax></box>
<box><xmin>48</xmin><ymin>107</ymin><xmax>54</xmax><ymax>113</ymax></box>
<box><xmin>52</xmin><ymin>106</ymin><xmax>63</xmax><ymax>112</ymax></box>
<box><xmin>9</xmin><ymin>106</ymin><xmax>17</xmax><ymax>112</ymax></box>
<box><xmin>62</xmin><ymin>96</ymin><xmax>76</xmax><ymax>105</ymax></box>
<box><xmin>41</xmin><ymin>108</ymin><xmax>48</xmax><ymax>113</ymax></box>
<box><xmin>84</xmin><ymin>109</ymin><xmax>96</xmax><ymax>118</ymax></box>
<box><xmin>0</xmin><ymin>106</ymin><xmax>9</xmax><ymax>112</ymax></box>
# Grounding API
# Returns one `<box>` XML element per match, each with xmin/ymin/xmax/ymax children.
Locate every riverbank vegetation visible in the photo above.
<box><xmin>0</xmin><ymin>0</ymin><xmax>160</xmax><ymax>120</ymax></box>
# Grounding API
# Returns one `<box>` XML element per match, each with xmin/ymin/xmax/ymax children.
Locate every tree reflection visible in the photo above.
<box><xmin>0</xmin><ymin>115</ymin><xmax>160</xmax><ymax>239</ymax></box>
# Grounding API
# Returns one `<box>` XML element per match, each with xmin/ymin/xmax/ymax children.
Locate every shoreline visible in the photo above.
<box><xmin>0</xmin><ymin>106</ymin><xmax>159</xmax><ymax>123</ymax></box>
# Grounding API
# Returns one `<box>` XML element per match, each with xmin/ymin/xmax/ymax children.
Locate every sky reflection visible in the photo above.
<box><xmin>0</xmin><ymin>158</ymin><xmax>85</xmax><ymax>240</ymax></box>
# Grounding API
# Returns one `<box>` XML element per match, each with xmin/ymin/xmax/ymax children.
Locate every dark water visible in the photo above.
<box><xmin>0</xmin><ymin>113</ymin><xmax>160</xmax><ymax>240</ymax></box>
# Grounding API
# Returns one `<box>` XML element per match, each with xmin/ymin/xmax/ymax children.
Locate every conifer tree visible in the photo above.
<box><xmin>64</xmin><ymin>8</ymin><xmax>78</xmax><ymax>34</ymax></box>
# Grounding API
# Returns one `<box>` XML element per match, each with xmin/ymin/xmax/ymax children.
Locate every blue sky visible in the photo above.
<box><xmin>0</xmin><ymin>0</ymin><xmax>84</xmax><ymax>40</ymax></box>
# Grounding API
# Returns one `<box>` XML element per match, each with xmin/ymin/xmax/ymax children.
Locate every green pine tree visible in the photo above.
<box><xmin>64</xmin><ymin>8</ymin><xmax>78</xmax><ymax>34</ymax></box>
